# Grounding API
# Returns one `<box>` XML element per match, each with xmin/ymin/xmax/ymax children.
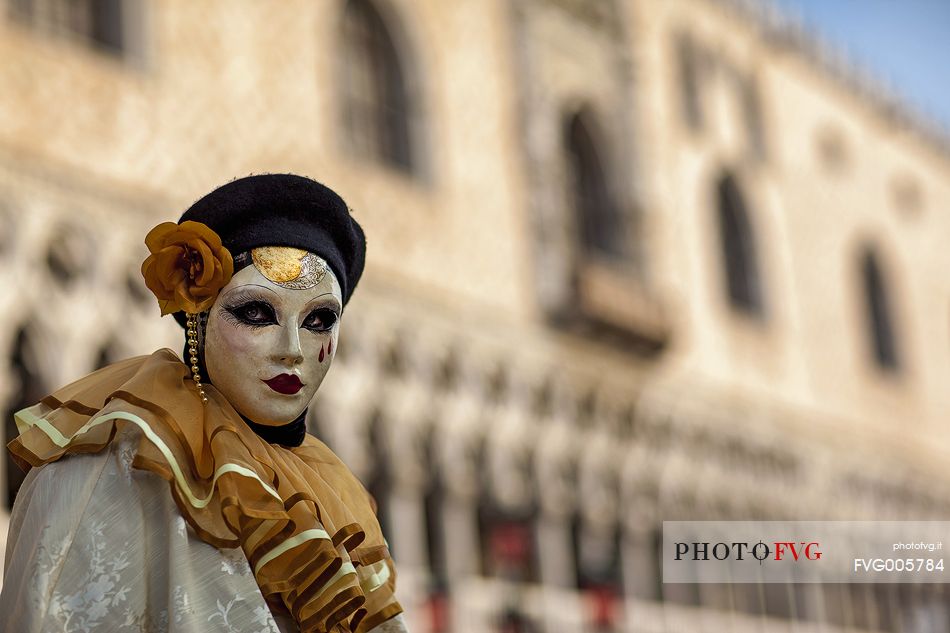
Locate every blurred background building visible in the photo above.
<box><xmin>1</xmin><ymin>0</ymin><xmax>950</xmax><ymax>631</ymax></box>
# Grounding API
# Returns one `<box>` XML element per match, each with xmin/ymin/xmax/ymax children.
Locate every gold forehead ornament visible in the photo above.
<box><xmin>251</xmin><ymin>246</ymin><xmax>328</xmax><ymax>290</ymax></box>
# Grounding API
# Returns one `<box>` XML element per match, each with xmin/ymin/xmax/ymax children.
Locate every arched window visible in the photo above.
<box><xmin>45</xmin><ymin>223</ymin><xmax>92</xmax><ymax>287</ymax></box>
<box><xmin>10</xmin><ymin>0</ymin><xmax>126</xmax><ymax>55</ymax></box>
<box><xmin>715</xmin><ymin>172</ymin><xmax>764</xmax><ymax>316</ymax></box>
<box><xmin>5</xmin><ymin>326</ymin><xmax>46</xmax><ymax>508</ymax></box>
<box><xmin>365</xmin><ymin>409</ymin><xmax>393</xmax><ymax>545</ymax></box>
<box><xmin>860</xmin><ymin>248</ymin><xmax>900</xmax><ymax>371</ymax></box>
<box><xmin>422</xmin><ymin>430</ymin><xmax>448</xmax><ymax>593</ymax></box>
<box><xmin>563</xmin><ymin>110</ymin><xmax>626</xmax><ymax>259</ymax></box>
<box><xmin>340</xmin><ymin>0</ymin><xmax>415</xmax><ymax>173</ymax></box>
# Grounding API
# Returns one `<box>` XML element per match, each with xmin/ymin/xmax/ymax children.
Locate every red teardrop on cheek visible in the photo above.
<box><xmin>319</xmin><ymin>345</ymin><xmax>325</xmax><ymax>362</ymax></box>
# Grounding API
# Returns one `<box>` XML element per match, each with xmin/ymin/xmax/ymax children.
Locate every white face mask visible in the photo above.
<box><xmin>203</xmin><ymin>248</ymin><xmax>343</xmax><ymax>426</ymax></box>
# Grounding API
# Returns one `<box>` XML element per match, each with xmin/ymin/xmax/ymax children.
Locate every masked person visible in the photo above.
<box><xmin>1</xmin><ymin>174</ymin><xmax>408</xmax><ymax>633</ymax></box>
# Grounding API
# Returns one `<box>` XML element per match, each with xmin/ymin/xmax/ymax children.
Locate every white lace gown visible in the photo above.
<box><xmin>1</xmin><ymin>426</ymin><xmax>300</xmax><ymax>632</ymax></box>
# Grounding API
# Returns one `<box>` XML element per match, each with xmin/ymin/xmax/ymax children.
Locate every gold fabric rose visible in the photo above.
<box><xmin>141</xmin><ymin>221</ymin><xmax>234</xmax><ymax>315</ymax></box>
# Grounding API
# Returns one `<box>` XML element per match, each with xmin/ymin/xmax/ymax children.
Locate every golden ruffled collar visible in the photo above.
<box><xmin>7</xmin><ymin>349</ymin><xmax>402</xmax><ymax>633</ymax></box>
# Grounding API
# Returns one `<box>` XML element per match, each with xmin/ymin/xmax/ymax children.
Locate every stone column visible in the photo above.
<box><xmin>388</xmin><ymin>483</ymin><xmax>428</xmax><ymax>570</ymax></box>
<box><xmin>534</xmin><ymin>420</ymin><xmax>580</xmax><ymax>590</ymax></box>
<box><xmin>536</xmin><ymin>512</ymin><xmax>575</xmax><ymax>588</ymax></box>
<box><xmin>438</xmin><ymin>402</ymin><xmax>484</xmax><ymax>584</ymax></box>
<box><xmin>443</xmin><ymin>493</ymin><xmax>480</xmax><ymax>581</ymax></box>
<box><xmin>620</xmin><ymin>526</ymin><xmax>658</xmax><ymax>601</ymax></box>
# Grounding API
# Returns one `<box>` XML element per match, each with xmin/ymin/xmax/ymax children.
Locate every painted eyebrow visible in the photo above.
<box><xmin>304</xmin><ymin>293</ymin><xmax>342</xmax><ymax>314</ymax></box>
<box><xmin>220</xmin><ymin>284</ymin><xmax>281</xmax><ymax>303</ymax></box>
<box><xmin>219</xmin><ymin>286</ymin><xmax>341</xmax><ymax>319</ymax></box>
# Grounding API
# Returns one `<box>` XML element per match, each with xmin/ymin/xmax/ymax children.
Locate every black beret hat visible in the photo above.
<box><xmin>171</xmin><ymin>174</ymin><xmax>366</xmax><ymax>327</ymax></box>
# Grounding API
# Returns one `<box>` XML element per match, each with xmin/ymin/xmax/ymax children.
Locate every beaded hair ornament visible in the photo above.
<box><xmin>141</xmin><ymin>221</ymin><xmax>234</xmax><ymax>403</ymax></box>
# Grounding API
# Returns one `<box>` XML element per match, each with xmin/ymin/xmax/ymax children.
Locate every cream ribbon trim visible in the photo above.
<box><xmin>17</xmin><ymin>405</ymin><xmax>366</xmax><ymax>604</ymax></box>
<box><xmin>14</xmin><ymin>407</ymin><xmax>282</xmax><ymax>508</ymax></box>
<box><xmin>254</xmin><ymin>527</ymin><xmax>332</xmax><ymax>575</ymax></box>
<box><xmin>359</xmin><ymin>559</ymin><xmax>391</xmax><ymax>593</ymax></box>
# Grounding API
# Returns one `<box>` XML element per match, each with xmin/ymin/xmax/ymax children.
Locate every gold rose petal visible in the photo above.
<box><xmin>142</xmin><ymin>219</ymin><xmax>233</xmax><ymax>315</ymax></box>
<box><xmin>144</xmin><ymin>222</ymin><xmax>179</xmax><ymax>252</ymax></box>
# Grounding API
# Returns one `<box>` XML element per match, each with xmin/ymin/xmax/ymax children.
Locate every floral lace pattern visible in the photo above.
<box><xmin>1</xmin><ymin>426</ymin><xmax>289</xmax><ymax>633</ymax></box>
<box><xmin>41</xmin><ymin>521</ymin><xmax>134</xmax><ymax>631</ymax></box>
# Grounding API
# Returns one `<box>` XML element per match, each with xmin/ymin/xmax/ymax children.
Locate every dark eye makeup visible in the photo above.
<box><xmin>303</xmin><ymin>308</ymin><xmax>339</xmax><ymax>332</ymax></box>
<box><xmin>222</xmin><ymin>300</ymin><xmax>279</xmax><ymax>328</ymax></box>
<box><xmin>220</xmin><ymin>298</ymin><xmax>339</xmax><ymax>332</ymax></box>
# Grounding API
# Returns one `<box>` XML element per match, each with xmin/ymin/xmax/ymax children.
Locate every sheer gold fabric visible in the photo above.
<box><xmin>8</xmin><ymin>349</ymin><xmax>403</xmax><ymax>633</ymax></box>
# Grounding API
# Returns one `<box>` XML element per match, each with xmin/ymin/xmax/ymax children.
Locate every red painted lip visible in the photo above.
<box><xmin>263</xmin><ymin>374</ymin><xmax>304</xmax><ymax>395</ymax></box>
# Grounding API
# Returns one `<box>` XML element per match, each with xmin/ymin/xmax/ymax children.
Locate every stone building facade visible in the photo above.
<box><xmin>1</xmin><ymin>0</ymin><xmax>950</xmax><ymax>631</ymax></box>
